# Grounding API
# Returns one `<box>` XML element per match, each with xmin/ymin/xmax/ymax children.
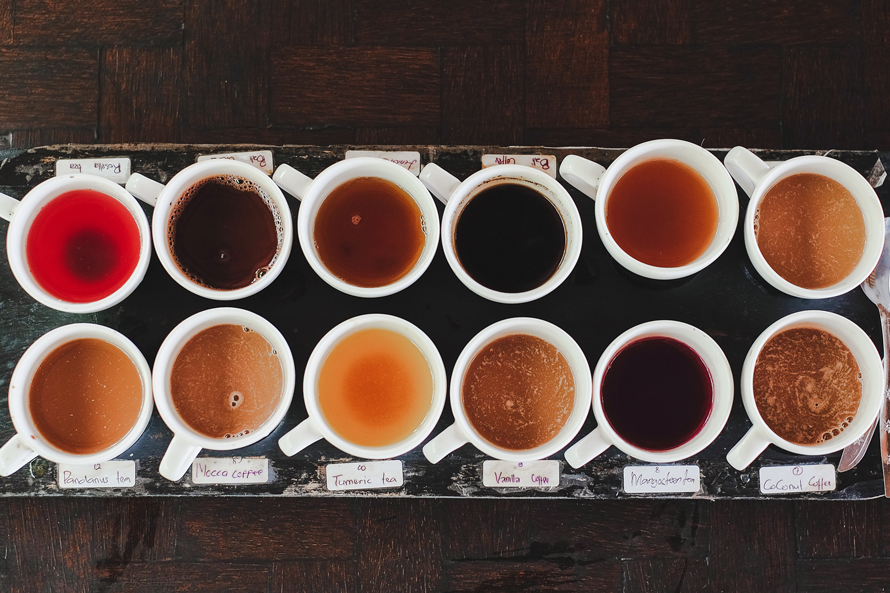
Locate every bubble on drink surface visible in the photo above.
<box><xmin>255</xmin><ymin>265</ymin><xmax>270</xmax><ymax>280</ymax></box>
<box><xmin>229</xmin><ymin>391</ymin><xmax>243</xmax><ymax>408</ymax></box>
<box><xmin>224</xmin><ymin>428</ymin><xmax>251</xmax><ymax>439</ymax></box>
<box><xmin>167</xmin><ymin>174</ymin><xmax>284</xmax><ymax>289</ymax></box>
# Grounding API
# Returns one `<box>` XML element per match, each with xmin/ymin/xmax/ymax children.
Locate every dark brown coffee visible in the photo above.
<box><xmin>462</xmin><ymin>334</ymin><xmax>575</xmax><ymax>451</ymax></box>
<box><xmin>29</xmin><ymin>338</ymin><xmax>143</xmax><ymax>455</ymax></box>
<box><xmin>171</xmin><ymin>324</ymin><xmax>284</xmax><ymax>439</ymax></box>
<box><xmin>168</xmin><ymin>176</ymin><xmax>282</xmax><ymax>290</ymax></box>
<box><xmin>753</xmin><ymin>326</ymin><xmax>861</xmax><ymax>446</ymax></box>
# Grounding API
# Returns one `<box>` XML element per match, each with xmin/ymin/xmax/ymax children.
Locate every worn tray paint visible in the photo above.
<box><xmin>0</xmin><ymin>144</ymin><xmax>887</xmax><ymax>500</ymax></box>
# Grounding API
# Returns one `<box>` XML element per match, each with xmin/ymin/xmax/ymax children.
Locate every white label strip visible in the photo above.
<box><xmin>481</xmin><ymin>154</ymin><xmax>557</xmax><ymax>178</ymax></box>
<box><xmin>345</xmin><ymin>151</ymin><xmax>421</xmax><ymax>176</ymax></box>
<box><xmin>326</xmin><ymin>460</ymin><xmax>403</xmax><ymax>491</ymax></box>
<box><xmin>759</xmin><ymin>464</ymin><xmax>836</xmax><ymax>494</ymax></box>
<box><xmin>623</xmin><ymin>465</ymin><xmax>701</xmax><ymax>494</ymax></box>
<box><xmin>196</xmin><ymin>151</ymin><xmax>274</xmax><ymax>175</ymax></box>
<box><xmin>58</xmin><ymin>460</ymin><xmax>136</xmax><ymax>489</ymax></box>
<box><xmin>55</xmin><ymin>158</ymin><xmax>131</xmax><ymax>183</ymax></box>
<box><xmin>482</xmin><ymin>460</ymin><xmax>560</xmax><ymax>488</ymax></box>
<box><xmin>191</xmin><ymin>457</ymin><xmax>269</xmax><ymax>485</ymax></box>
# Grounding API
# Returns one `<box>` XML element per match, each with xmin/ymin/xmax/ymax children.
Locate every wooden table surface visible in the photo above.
<box><xmin>0</xmin><ymin>1</ymin><xmax>889</xmax><ymax>592</ymax></box>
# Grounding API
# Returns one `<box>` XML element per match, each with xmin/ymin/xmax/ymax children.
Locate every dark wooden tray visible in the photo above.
<box><xmin>0</xmin><ymin>144</ymin><xmax>887</xmax><ymax>500</ymax></box>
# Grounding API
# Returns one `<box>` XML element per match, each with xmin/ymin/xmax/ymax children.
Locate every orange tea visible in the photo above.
<box><xmin>318</xmin><ymin>328</ymin><xmax>433</xmax><ymax>447</ymax></box>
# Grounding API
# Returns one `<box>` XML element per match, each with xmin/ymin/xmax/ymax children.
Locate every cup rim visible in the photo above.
<box><xmin>150</xmin><ymin>160</ymin><xmax>294</xmax><ymax>301</ymax></box>
<box><xmin>7</xmin><ymin>323</ymin><xmax>154</xmax><ymax>465</ymax></box>
<box><xmin>5</xmin><ymin>175</ymin><xmax>152</xmax><ymax>313</ymax></box>
<box><xmin>151</xmin><ymin>307</ymin><xmax>296</xmax><ymax>451</ymax></box>
<box><xmin>295</xmin><ymin>157</ymin><xmax>441</xmax><ymax>298</ymax></box>
<box><xmin>592</xmin><ymin>139</ymin><xmax>740</xmax><ymax>280</ymax></box>
<box><xmin>301</xmin><ymin>313</ymin><xmax>448</xmax><ymax>459</ymax></box>
<box><xmin>739</xmin><ymin>310</ymin><xmax>883</xmax><ymax>456</ymax></box>
<box><xmin>448</xmin><ymin>317</ymin><xmax>593</xmax><ymax>461</ymax></box>
<box><xmin>742</xmin><ymin>155</ymin><xmax>885</xmax><ymax>299</ymax></box>
<box><xmin>589</xmin><ymin>319</ymin><xmax>734</xmax><ymax>463</ymax></box>
<box><xmin>440</xmin><ymin>164</ymin><xmax>583</xmax><ymax>304</ymax></box>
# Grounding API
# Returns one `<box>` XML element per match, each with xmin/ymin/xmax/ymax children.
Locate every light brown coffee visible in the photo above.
<box><xmin>462</xmin><ymin>334</ymin><xmax>575</xmax><ymax>451</ymax></box>
<box><xmin>753</xmin><ymin>326</ymin><xmax>861</xmax><ymax>446</ymax></box>
<box><xmin>171</xmin><ymin>324</ymin><xmax>284</xmax><ymax>439</ymax></box>
<box><xmin>755</xmin><ymin>173</ymin><xmax>866</xmax><ymax>290</ymax></box>
<box><xmin>29</xmin><ymin>338</ymin><xmax>143</xmax><ymax>455</ymax></box>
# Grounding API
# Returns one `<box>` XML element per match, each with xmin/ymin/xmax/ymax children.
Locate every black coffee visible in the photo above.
<box><xmin>169</xmin><ymin>176</ymin><xmax>281</xmax><ymax>290</ymax></box>
<box><xmin>454</xmin><ymin>183</ymin><xmax>566</xmax><ymax>293</ymax></box>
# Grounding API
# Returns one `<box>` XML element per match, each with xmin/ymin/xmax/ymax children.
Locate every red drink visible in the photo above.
<box><xmin>26</xmin><ymin>190</ymin><xmax>141</xmax><ymax>303</ymax></box>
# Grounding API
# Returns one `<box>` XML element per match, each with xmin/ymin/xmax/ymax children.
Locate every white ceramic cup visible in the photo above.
<box><xmin>272</xmin><ymin>158</ymin><xmax>440</xmax><ymax>298</ymax></box>
<box><xmin>153</xmin><ymin>307</ymin><xmax>296</xmax><ymax>481</ymax></box>
<box><xmin>726</xmin><ymin>310</ymin><xmax>883</xmax><ymax>470</ymax></box>
<box><xmin>0</xmin><ymin>175</ymin><xmax>151</xmax><ymax>313</ymax></box>
<box><xmin>0</xmin><ymin>323</ymin><xmax>153</xmax><ymax>476</ymax></box>
<box><xmin>125</xmin><ymin>160</ymin><xmax>294</xmax><ymax>300</ymax></box>
<box><xmin>723</xmin><ymin>146</ymin><xmax>884</xmax><ymax>299</ymax></box>
<box><xmin>559</xmin><ymin>139</ymin><xmax>739</xmax><ymax>280</ymax></box>
<box><xmin>419</xmin><ymin>163</ymin><xmax>582</xmax><ymax>304</ymax></box>
<box><xmin>564</xmin><ymin>320</ymin><xmax>734</xmax><ymax>468</ymax></box>
<box><xmin>278</xmin><ymin>314</ymin><xmax>447</xmax><ymax>459</ymax></box>
<box><xmin>422</xmin><ymin>317</ymin><xmax>592</xmax><ymax>463</ymax></box>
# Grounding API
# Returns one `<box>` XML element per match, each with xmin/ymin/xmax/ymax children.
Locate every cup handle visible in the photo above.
<box><xmin>158</xmin><ymin>434</ymin><xmax>203</xmax><ymax>481</ymax></box>
<box><xmin>272</xmin><ymin>164</ymin><xmax>312</xmax><ymax>201</ymax></box>
<box><xmin>723</xmin><ymin>146</ymin><xmax>770</xmax><ymax>199</ymax></box>
<box><xmin>419</xmin><ymin>163</ymin><xmax>460</xmax><ymax>206</ymax></box>
<box><xmin>0</xmin><ymin>191</ymin><xmax>21</xmax><ymax>222</ymax></box>
<box><xmin>726</xmin><ymin>426</ymin><xmax>771</xmax><ymax>470</ymax></box>
<box><xmin>278</xmin><ymin>418</ymin><xmax>324</xmax><ymax>457</ymax></box>
<box><xmin>559</xmin><ymin>155</ymin><xmax>607</xmax><ymax>200</ymax></box>
<box><xmin>0</xmin><ymin>434</ymin><xmax>39</xmax><ymax>476</ymax></box>
<box><xmin>422</xmin><ymin>423</ymin><xmax>470</xmax><ymax>464</ymax></box>
<box><xmin>564</xmin><ymin>427</ymin><xmax>612</xmax><ymax>469</ymax></box>
<box><xmin>125</xmin><ymin>173</ymin><xmax>165</xmax><ymax>207</ymax></box>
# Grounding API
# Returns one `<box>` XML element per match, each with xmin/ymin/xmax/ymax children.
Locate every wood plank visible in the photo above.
<box><xmin>442</xmin><ymin>45</ymin><xmax>524</xmax><ymax>144</ymax></box>
<box><xmin>445</xmin><ymin>560</ymin><xmax>623</xmax><ymax>591</ymax></box>
<box><xmin>271</xmin><ymin>560</ymin><xmax>357</xmax><ymax>593</ymax></box>
<box><xmin>175</xmin><ymin>499</ymin><xmax>355</xmax><ymax>561</ymax></box>
<box><xmin>708</xmin><ymin>501</ymin><xmax>796</xmax><ymax>591</ymax></box>
<box><xmin>0</xmin><ymin>0</ymin><xmax>12</xmax><ymax>44</ymax></box>
<box><xmin>356</xmin><ymin>499</ymin><xmax>444</xmax><ymax>593</ymax></box>
<box><xmin>862</xmin><ymin>0</ymin><xmax>890</xmax><ymax>134</ymax></box>
<box><xmin>611</xmin><ymin>0</ymin><xmax>692</xmax><ymax>45</ymax></box>
<box><xmin>610</xmin><ymin>46</ymin><xmax>781</xmax><ymax>128</ymax></box>
<box><xmin>270</xmin><ymin>0</ymin><xmax>353</xmax><ymax>46</ymax></box>
<box><xmin>0</xmin><ymin>502</ymin><xmax>8</xmax><ymax>592</ymax></box>
<box><xmin>798</xmin><ymin>500</ymin><xmax>882</xmax><ymax>559</ymax></box>
<box><xmin>181</xmin><ymin>126</ymin><xmax>356</xmax><ymax>145</ymax></box>
<box><xmin>355</xmin><ymin>127</ymin><xmax>439</xmax><ymax>145</ymax></box>
<box><xmin>0</xmin><ymin>48</ymin><xmax>98</xmax><ymax>128</ymax></box>
<box><xmin>8</xmin><ymin>127</ymin><xmax>96</xmax><ymax>149</ymax></box>
<box><xmin>797</xmin><ymin>559</ymin><xmax>890</xmax><ymax>593</ymax></box>
<box><xmin>782</xmin><ymin>45</ymin><xmax>864</xmax><ymax>149</ymax></box>
<box><xmin>100</xmin><ymin>47</ymin><xmax>182</xmax><ymax>143</ymax></box>
<box><xmin>693</xmin><ymin>0</ymin><xmax>859</xmax><ymax>45</ymax></box>
<box><xmin>624</xmin><ymin>558</ymin><xmax>709</xmax><ymax>593</ymax></box>
<box><xmin>271</xmin><ymin>48</ymin><xmax>440</xmax><ymax>126</ymax></box>
<box><xmin>529</xmin><ymin>501</ymin><xmax>709</xmax><ymax>559</ymax></box>
<box><xmin>13</xmin><ymin>0</ymin><xmax>182</xmax><ymax>45</ymax></box>
<box><xmin>526</xmin><ymin>0</ymin><xmax>608</xmax><ymax>129</ymax></box>
<box><xmin>442</xmin><ymin>500</ymin><xmax>530</xmax><ymax>560</ymax></box>
<box><xmin>355</xmin><ymin>0</ymin><xmax>525</xmax><ymax>46</ymax></box>
<box><xmin>90</xmin><ymin>499</ymin><xmax>179</xmax><ymax>564</ymax></box>
<box><xmin>93</xmin><ymin>562</ymin><xmax>269</xmax><ymax>592</ymax></box>
<box><xmin>184</xmin><ymin>1</ymin><xmax>269</xmax><ymax>130</ymax></box>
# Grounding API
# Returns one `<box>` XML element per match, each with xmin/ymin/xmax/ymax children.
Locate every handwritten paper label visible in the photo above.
<box><xmin>196</xmin><ymin>151</ymin><xmax>274</xmax><ymax>175</ymax></box>
<box><xmin>191</xmin><ymin>457</ymin><xmax>269</xmax><ymax>485</ymax></box>
<box><xmin>623</xmin><ymin>465</ymin><xmax>700</xmax><ymax>494</ymax></box>
<box><xmin>345</xmin><ymin>151</ymin><xmax>421</xmax><ymax>176</ymax></box>
<box><xmin>482</xmin><ymin>460</ymin><xmax>560</xmax><ymax>488</ymax></box>
<box><xmin>759</xmin><ymin>464</ymin><xmax>836</xmax><ymax>494</ymax></box>
<box><xmin>481</xmin><ymin>154</ymin><xmax>557</xmax><ymax>178</ymax></box>
<box><xmin>55</xmin><ymin>158</ymin><xmax>131</xmax><ymax>183</ymax></box>
<box><xmin>58</xmin><ymin>461</ymin><xmax>136</xmax><ymax>489</ymax></box>
<box><xmin>326</xmin><ymin>460</ymin><xmax>403</xmax><ymax>491</ymax></box>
